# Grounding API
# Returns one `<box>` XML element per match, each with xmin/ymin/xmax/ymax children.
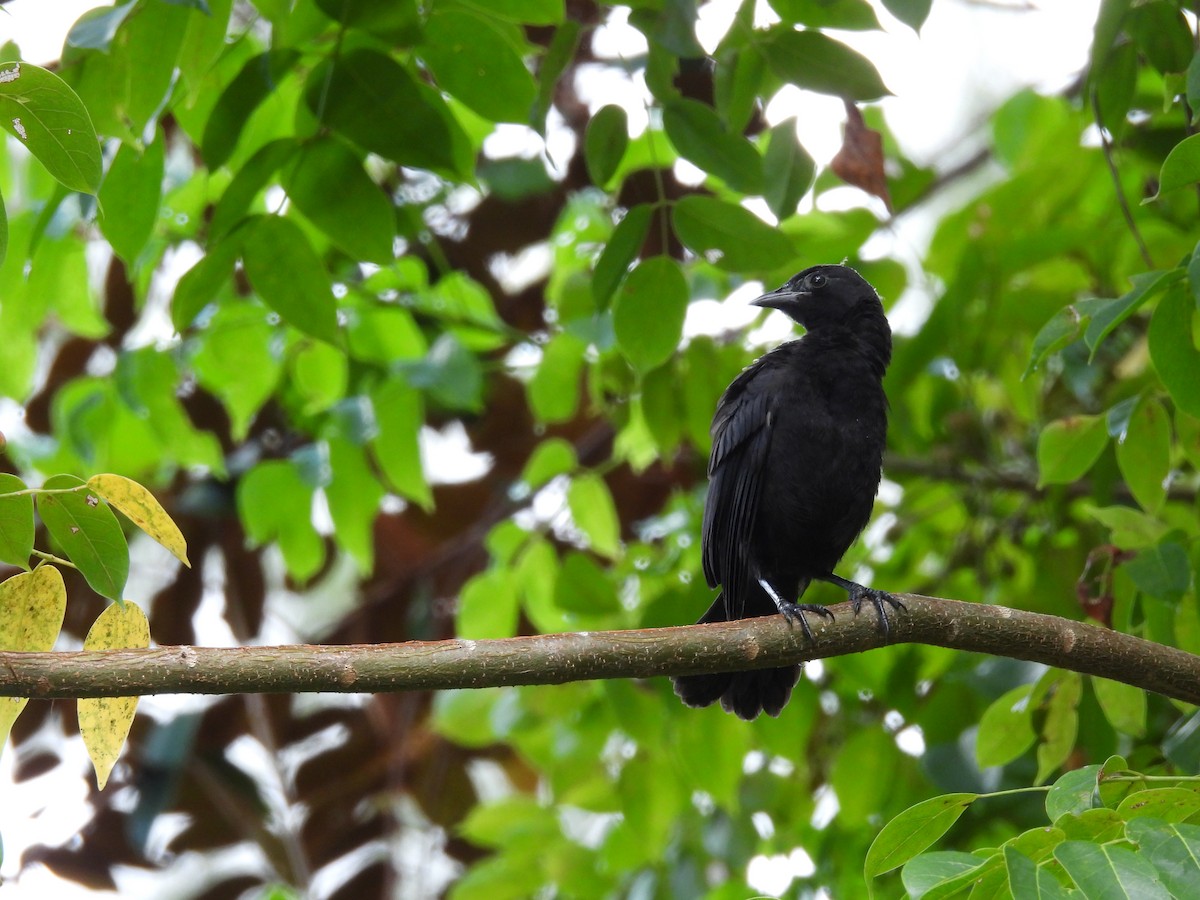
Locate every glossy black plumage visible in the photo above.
<box><xmin>672</xmin><ymin>264</ymin><xmax>902</xmax><ymax>720</ymax></box>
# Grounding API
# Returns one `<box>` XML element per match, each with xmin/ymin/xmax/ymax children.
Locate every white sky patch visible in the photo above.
<box><xmin>419</xmin><ymin>421</ymin><xmax>494</xmax><ymax>485</ymax></box>
<box><xmin>489</xmin><ymin>242</ymin><xmax>553</xmax><ymax>295</ymax></box>
<box><xmin>897</xmin><ymin>724</ymin><xmax>926</xmax><ymax>757</ymax></box>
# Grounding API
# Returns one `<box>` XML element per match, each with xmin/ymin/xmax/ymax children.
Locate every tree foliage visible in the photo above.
<box><xmin>1</xmin><ymin>0</ymin><xmax>1199</xmax><ymax>897</ymax></box>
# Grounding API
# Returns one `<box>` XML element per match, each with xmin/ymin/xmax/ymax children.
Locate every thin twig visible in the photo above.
<box><xmin>1090</xmin><ymin>89</ymin><xmax>1155</xmax><ymax>269</ymax></box>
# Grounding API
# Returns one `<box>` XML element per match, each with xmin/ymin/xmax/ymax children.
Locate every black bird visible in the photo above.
<box><xmin>672</xmin><ymin>264</ymin><xmax>903</xmax><ymax>720</ymax></box>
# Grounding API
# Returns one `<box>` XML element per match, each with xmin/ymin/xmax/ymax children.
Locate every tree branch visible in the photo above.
<box><xmin>2</xmin><ymin>595</ymin><xmax>1198</xmax><ymax>704</ymax></box>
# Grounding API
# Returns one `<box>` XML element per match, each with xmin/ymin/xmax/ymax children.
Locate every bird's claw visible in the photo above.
<box><xmin>778</xmin><ymin>602</ymin><xmax>835</xmax><ymax>641</ymax></box>
<box><xmin>847</xmin><ymin>587</ymin><xmax>906</xmax><ymax>635</ymax></box>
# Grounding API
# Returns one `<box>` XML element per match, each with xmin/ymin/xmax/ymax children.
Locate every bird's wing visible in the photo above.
<box><xmin>702</xmin><ymin>364</ymin><xmax>774</xmax><ymax>617</ymax></box>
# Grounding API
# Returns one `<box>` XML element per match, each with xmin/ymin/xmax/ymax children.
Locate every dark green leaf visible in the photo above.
<box><xmin>528</xmin><ymin>332</ymin><xmax>585</xmax><ymax>423</ymax></box>
<box><xmin>1036</xmin><ymin>414</ymin><xmax>1108</xmax><ymax>486</ymax></box>
<box><xmin>305</xmin><ymin>49</ymin><xmax>471</xmax><ymax>178</ymax></box>
<box><xmin>369</xmin><ymin>376</ymin><xmax>432</xmax><ymax>510</ymax></box>
<box><xmin>585</xmin><ymin>104</ymin><xmax>629</xmax><ymax>187</ymax></box>
<box><xmin>404</xmin><ymin>334</ymin><xmax>484</xmax><ymax>412</ymax></box>
<box><xmin>241</xmin><ymin>215</ymin><xmax>339</xmax><ymax>344</ymax></box>
<box><xmin>313</xmin><ymin>0</ymin><xmax>420</xmax><ymax>42</ymax></box>
<box><xmin>1054</xmin><ymin>841</ymin><xmax>1170</xmax><ymax>899</ymax></box>
<box><xmin>594</xmin><ymin>204</ymin><xmax>652</xmax><ymax>309</ymax></box>
<box><xmin>714</xmin><ymin>44</ymin><xmax>764</xmax><ymax>134</ymax></box>
<box><xmin>864</xmin><ymin>794</ymin><xmax>978</xmax><ymax>879</ymax></box>
<box><xmin>0</xmin><ymin>62</ymin><xmax>102</xmax><ymax>194</ymax></box>
<box><xmin>1148</xmin><ymin>284</ymin><xmax>1200</xmax><ymax>417</ymax></box>
<box><xmin>1085</xmin><ymin>269</ymin><xmax>1180</xmax><ymax>358</ymax></box>
<box><xmin>454</xmin><ymin>0</ymin><xmax>563</xmax><ymax>25</ymax></box>
<box><xmin>420</xmin><ymin>10</ymin><xmax>537</xmax><ymax>124</ymax></box>
<box><xmin>66</xmin><ymin>1</ymin><xmax>137</xmax><ymax>50</ymax></box>
<box><xmin>171</xmin><ymin>237</ymin><xmax>240</xmax><ymax>332</ymax></box>
<box><xmin>1116</xmin><ymin>397</ymin><xmax>1170</xmax><ymax>513</ymax></box>
<box><xmin>881</xmin><ymin>0</ymin><xmax>932</xmax><ymax>30</ymax></box>
<box><xmin>37</xmin><ymin>474</ymin><xmax>129</xmax><ymax>602</ymax></box>
<box><xmin>0</xmin><ymin>474</ymin><xmax>34</xmax><ymax>570</ymax></box>
<box><xmin>284</xmin><ymin>136</ymin><xmax>394</xmax><ymax>263</ymax></box>
<box><xmin>1126</xmin><ymin>541</ymin><xmax>1190</xmax><ymax>603</ymax></box>
<box><xmin>763</xmin><ymin>119</ymin><xmax>815</xmax><ymax>220</ymax></box>
<box><xmin>98</xmin><ymin>136</ymin><xmax>164</xmax><ymax>264</ymax></box>
<box><xmin>1004</xmin><ymin>847</ymin><xmax>1073</xmax><ymax>900</ymax></box>
<box><xmin>662</xmin><ymin>98</ymin><xmax>763</xmax><ymax>194</ymax></box>
<box><xmin>612</xmin><ymin>256</ymin><xmax>688</xmax><ymax>372</ymax></box>
<box><xmin>210</xmin><ymin>138</ymin><xmax>297</xmax><ymax>239</ymax></box>
<box><xmin>1127</xmin><ymin>3</ymin><xmax>1192</xmax><ymax>74</ymax></box>
<box><xmin>672</xmin><ymin>195</ymin><xmax>794</xmax><ymax>271</ymax></box>
<box><xmin>532</xmin><ymin>21</ymin><xmax>580</xmax><ymax>133</ymax></box>
<box><xmin>236</xmin><ymin>461</ymin><xmax>324</xmax><ymax>582</ymax></box>
<box><xmin>1094</xmin><ymin>40</ymin><xmax>1137</xmax><ymax>135</ymax></box>
<box><xmin>767</xmin><ymin>0</ymin><xmax>881</xmax><ymax>29</ymax></box>
<box><xmin>201</xmin><ymin>49</ymin><xmax>300</xmax><ymax>170</ymax></box>
<box><xmin>759</xmin><ymin>28</ymin><xmax>889</xmax><ymax>101</ymax></box>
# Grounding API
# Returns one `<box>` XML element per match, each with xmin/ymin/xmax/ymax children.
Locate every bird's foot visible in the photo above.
<box><xmin>846</xmin><ymin>585</ymin><xmax>906</xmax><ymax>635</ymax></box>
<box><xmin>757</xmin><ymin>576</ymin><xmax>833</xmax><ymax>640</ymax></box>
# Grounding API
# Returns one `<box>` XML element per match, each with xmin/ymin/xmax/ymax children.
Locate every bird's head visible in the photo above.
<box><xmin>751</xmin><ymin>264</ymin><xmax>884</xmax><ymax>330</ymax></box>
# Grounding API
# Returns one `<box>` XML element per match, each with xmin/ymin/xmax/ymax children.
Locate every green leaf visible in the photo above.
<box><xmin>1127</xmin><ymin>2</ymin><xmax>1192</xmax><ymax>74</ymax></box>
<box><xmin>767</xmin><ymin>0</ymin><xmax>881</xmax><ymax>30</ymax></box>
<box><xmin>672</xmin><ymin>195</ymin><xmax>794</xmax><ymax>272</ymax></box>
<box><xmin>306</xmin><ymin>48</ymin><xmax>471</xmax><ymax>178</ymax></box>
<box><xmin>864</xmin><ymin>794</ymin><xmax>978</xmax><ymax>879</ymax></box>
<box><xmin>567</xmin><ymin>474</ymin><xmax>621</xmax><ymax>559</ymax></box>
<box><xmin>1116</xmin><ymin>397</ymin><xmax>1170</xmax><ymax>513</ymax></box>
<box><xmin>313</xmin><ymin>0</ymin><xmax>420</xmax><ymax>42</ymax></box>
<box><xmin>201</xmin><ymin>49</ymin><xmax>300</xmax><ymax>170</ymax></box>
<box><xmin>1116</xmin><ymin>789</ymin><xmax>1200</xmax><ymax>824</ymax></box>
<box><xmin>554</xmin><ymin>551</ymin><xmax>619</xmax><ymax>614</ymax></box>
<box><xmin>901</xmin><ymin>852</ymin><xmax>986</xmax><ymax>899</ymax></box>
<box><xmin>210</xmin><ymin>138</ymin><xmax>297</xmax><ymax>239</ymax></box>
<box><xmin>1126</xmin><ymin>818</ymin><xmax>1200</xmax><ymax>899</ymax></box>
<box><xmin>241</xmin><ymin>215</ymin><xmax>339</xmax><ymax>344</ymax></box>
<box><xmin>1087</xmin><ymin>505</ymin><xmax>1169</xmax><ymax>550</ymax></box>
<box><xmin>345</xmin><ymin>304</ymin><xmax>427</xmax><ymax>364</ymax></box>
<box><xmin>1126</xmin><ymin>540</ymin><xmax>1191</xmax><ymax>603</ymax></box>
<box><xmin>0</xmin><ymin>188</ymin><xmax>7</xmax><ymax>267</ymax></box>
<box><xmin>528</xmin><ymin>332</ymin><xmax>585</xmax><ymax>423</ymax></box>
<box><xmin>404</xmin><ymin>334</ymin><xmax>484</xmax><ymax>412</ymax></box>
<box><xmin>1178</xmin><ymin>409</ymin><xmax>1200</xmax><ymax>471</ymax></box>
<box><xmin>369</xmin><ymin>376</ymin><xmax>433</xmax><ymax>510</ymax></box>
<box><xmin>585</xmin><ymin>104</ymin><xmax>629</xmax><ymax>186</ymax></box>
<box><xmin>0</xmin><ymin>474</ymin><xmax>34</xmax><ymax>570</ymax></box>
<box><xmin>1036</xmin><ymin>414</ymin><xmax>1108</xmax><ymax>487</ymax></box>
<box><xmin>284</xmin><ymin>136</ymin><xmax>394</xmax><ymax>263</ymax></box>
<box><xmin>1148</xmin><ymin>284</ymin><xmax>1200</xmax><ymax>417</ymax></box>
<box><xmin>612</xmin><ymin>256</ymin><xmax>688</xmax><ymax>372</ymax></box>
<box><xmin>323</xmin><ymin>436</ymin><xmax>382</xmax><ymax>573</ymax></box>
<box><xmin>1054</xmin><ymin>841</ymin><xmax>1170</xmax><ymax>899</ymax></box>
<box><xmin>1046</xmin><ymin>765</ymin><xmax>1102</xmax><ymax>821</ymax></box>
<box><xmin>171</xmin><ymin>237</ymin><xmax>238</xmax><ymax>332</ymax></box>
<box><xmin>67</xmin><ymin>1</ymin><xmax>137</xmax><ymax>50</ymax></box>
<box><xmin>521</xmin><ymin>438</ymin><xmax>577</xmax><ymax>490</ymax></box>
<box><xmin>976</xmin><ymin>684</ymin><xmax>1036</xmax><ymax>768</ymax></box>
<box><xmin>1151</xmin><ymin>132</ymin><xmax>1200</xmax><ymax>199</ymax></box>
<box><xmin>420</xmin><ymin>10</ymin><xmax>535</xmax><ymax>123</ymax></box>
<box><xmin>0</xmin><ymin>62</ymin><xmax>101</xmax><ymax>193</ymax></box>
<box><xmin>457</xmin><ymin>569</ymin><xmax>520</xmax><ymax>639</ymax></box>
<box><xmin>78</xmin><ymin>600</ymin><xmax>149</xmax><ymax>789</ymax></box>
<box><xmin>1085</xmin><ymin>269</ymin><xmax>1181</xmax><ymax>358</ymax></box>
<box><xmin>593</xmin><ymin>204</ymin><xmax>652</xmax><ymax>308</ymax></box>
<box><xmin>763</xmin><ymin>119</ymin><xmax>815</xmax><ymax>220</ymax></box>
<box><xmin>881</xmin><ymin>0</ymin><xmax>932</xmax><ymax>30</ymax></box>
<box><xmin>37</xmin><ymin>474</ymin><xmax>129</xmax><ymax>602</ymax></box>
<box><xmin>662</xmin><ymin>98</ymin><xmax>763</xmax><ymax>194</ymax></box>
<box><xmin>190</xmin><ymin>302</ymin><xmax>283</xmax><ymax>440</ymax></box>
<box><xmin>758</xmin><ymin>28</ymin><xmax>889</xmax><ymax>101</ymax></box>
<box><xmin>1003</xmin><ymin>846</ymin><xmax>1073</xmax><ymax>900</ymax></box>
<box><xmin>98</xmin><ymin>136</ymin><xmax>164</xmax><ymax>264</ymax></box>
<box><xmin>1092</xmin><ymin>677</ymin><xmax>1146</xmax><ymax>738</ymax></box>
<box><xmin>0</xmin><ymin>566</ymin><xmax>67</xmax><ymax>750</ymax></box>
<box><xmin>237</xmin><ymin>460</ymin><xmax>324</xmax><ymax>582</ymax></box>
<box><xmin>1036</xmin><ymin>670</ymin><xmax>1081</xmax><ymax>784</ymax></box>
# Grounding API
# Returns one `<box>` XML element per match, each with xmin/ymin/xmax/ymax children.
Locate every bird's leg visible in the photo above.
<box><xmin>757</xmin><ymin>577</ymin><xmax>834</xmax><ymax>641</ymax></box>
<box><xmin>817</xmin><ymin>573</ymin><xmax>906</xmax><ymax>635</ymax></box>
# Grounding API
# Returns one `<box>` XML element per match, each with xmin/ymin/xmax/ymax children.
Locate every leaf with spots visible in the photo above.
<box><xmin>78</xmin><ymin>601</ymin><xmax>150</xmax><ymax>789</ymax></box>
<box><xmin>0</xmin><ymin>62</ymin><xmax>101</xmax><ymax>193</ymax></box>
<box><xmin>37</xmin><ymin>474</ymin><xmax>129</xmax><ymax>602</ymax></box>
<box><xmin>0</xmin><ymin>566</ymin><xmax>67</xmax><ymax>752</ymax></box>
<box><xmin>87</xmin><ymin>474</ymin><xmax>189</xmax><ymax>568</ymax></box>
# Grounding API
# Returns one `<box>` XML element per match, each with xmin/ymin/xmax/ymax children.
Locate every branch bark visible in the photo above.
<box><xmin>2</xmin><ymin>594</ymin><xmax>1198</xmax><ymax>703</ymax></box>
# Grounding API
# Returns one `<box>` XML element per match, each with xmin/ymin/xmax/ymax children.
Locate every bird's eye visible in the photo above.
<box><xmin>808</xmin><ymin>272</ymin><xmax>827</xmax><ymax>289</ymax></box>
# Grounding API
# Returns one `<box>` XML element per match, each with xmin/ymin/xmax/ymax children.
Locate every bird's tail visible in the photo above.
<box><xmin>670</xmin><ymin>594</ymin><xmax>800</xmax><ymax>720</ymax></box>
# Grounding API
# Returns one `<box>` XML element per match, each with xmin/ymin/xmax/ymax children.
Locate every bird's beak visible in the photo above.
<box><xmin>751</xmin><ymin>289</ymin><xmax>805</xmax><ymax>312</ymax></box>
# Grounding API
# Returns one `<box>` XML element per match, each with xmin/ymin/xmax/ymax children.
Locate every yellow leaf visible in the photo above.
<box><xmin>87</xmin><ymin>474</ymin><xmax>190</xmax><ymax>567</ymax></box>
<box><xmin>78</xmin><ymin>600</ymin><xmax>150</xmax><ymax>789</ymax></box>
<box><xmin>0</xmin><ymin>566</ymin><xmax>67</xmax><ymax>753</ymax></box>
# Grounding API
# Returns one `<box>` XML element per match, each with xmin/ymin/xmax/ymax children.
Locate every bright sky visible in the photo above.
<box><xmin>0</xmin><ymin>1</ymin><xmax>1099</xmax><ymax>897</ymax></box>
